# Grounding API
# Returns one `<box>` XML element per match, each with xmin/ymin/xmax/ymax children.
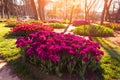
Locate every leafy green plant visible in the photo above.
<box><xmin>5</xmin><ymin>19</ymin><xmax>18</xmax><ymax>27</ymax></box>
<box><xmin>103</xmin><ymin>22</ymin><xmax>120</xmax><ymax>30</ymax></box>
<box><xmin>49</xmin><ymin>23</ymin><xmax>66</xmax><ymax>29</ymax></box>
<box><xmin>30</xmin><ymin>20</ymin><xmax>43</xmax><ymax>24</ymax></box>
<box><xmin>61</xmin><ymin>19</ymin><xmax>70</xmax><ymax>24</ymax></box>
<box><xmin>0</xmin><ymin>19</ymin><xmax>7</xmax><ymax>22</ymax></box>
<box><xmin>5</xmin><ymin>23</ymin><xmax>16</xmax><ymax>27</ymax></box>
<box><xmin>73</xmin><ymin>25</ymin><xmax>114</xmax><ymax>37</ymax></box>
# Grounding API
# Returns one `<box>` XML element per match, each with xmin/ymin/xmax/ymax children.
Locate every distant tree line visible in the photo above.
<box><xmin>0</xmin><ymin>0</ymin><xmax>120</xmax><ymax>23</ymax></box>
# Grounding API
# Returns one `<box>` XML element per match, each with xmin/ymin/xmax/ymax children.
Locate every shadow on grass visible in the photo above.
<box><xmin>9</xmin><ymin>57</ymin><xmax>43</xmax><ymax>80</ymax></box>
<box><xmin>94</xmin><ymin>37</ymin><xmax>120</xmax><ymax>61</ymax></box>
<box><xmin>95</xmin><ymin>38</ymin><xmax>120</xmax><ymax>80</ymax></box>
<box><xmin>94</xmin><ymin>37</ymin><xmax>120</xmax><ymax>79</ymax></box>
<box><xmin>9</xmin><ymin>56</ymin><xmax>104</xmax><ymax>80</ymax></box>
<box><xmin>9</xmin><ymin>57</ymin><xmax>63</xmax><ymax>80</ymax></box>
<box><xmin>3</xmin><ymin>33</ymin><xmax>23</xmax><ymax>39</ymax></box>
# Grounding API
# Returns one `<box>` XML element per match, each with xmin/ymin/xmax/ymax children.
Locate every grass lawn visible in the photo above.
<box><xmin>0</xmin><ymin>23</ymin><xmax>120</xmax><ymax>80</ymax></box>
<box><xmin>94</xmin><ymin>37</ymin><xmax>120</xmax><ymax>80</ymax></box>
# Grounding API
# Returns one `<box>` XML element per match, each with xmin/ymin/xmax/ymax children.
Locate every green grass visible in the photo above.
<box><xmin>0</xmin><ymin>23</ymin><xmax>19</xmax><ymax>60</ymax></box>
<box><xmin>0</xmin><ymin>23</ymin><xmax>38</xmax><ymax>80</ymax></box>
<box><xmin>0</xmin><ymin>23</ymin><xmax>120</xmax><ymax>80</ymax></box>
<box><xmin>94</xmin><ymin>37</ymin><xmax>120</xmax><ymax>80</ymax></box>
<box><xmin>49</xmin><ymin>23</ymin><xmax>66</xmax><ymax>29</ymax></box>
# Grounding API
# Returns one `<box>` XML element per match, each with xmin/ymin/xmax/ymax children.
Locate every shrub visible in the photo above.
<box><xmin>16</xmin><ymin>30</ymin><xmax>104</xmax><ymax>79</ymax></box>
<box><xmin>49</xmin><ymin>23</ymin><xmax>66</xmax><ymax>29</ymax></box>
<box><xmin>29</xmin><ymin>20</ymin><xmax>43</xmax><ymax>24</ymax></box>
<box><xmin>11</xmin><ymin>23</ymin><xmax>53</xmax><ymax>36</ymax></box>
<box><xmin>5</xmin><ymin>19</ymin><xmax>43</xmax><ymax>27</ymax></box>
<box><xmin>5</xmin><ymin>23</ymin><xmax>16</xmax><ymax>27</ymax></box>
<box><xmin>103</xmin><ymin>22</ymin><xmax>120</xmax><ymax>30</ymax></box>
<box><xmin>0</xmin><ymin>19</ymin><xmax>7</xmax><ymax>22</ymax></box>
<box><xmin>73</xmin><ymin>25</ymin><xmax>114</xmax><ymax>37</ymax></box>
<box><xmin>72</xmin><ymin>20</ymin><xmax>90</xmax><ymax>26</ymax></box>
<box><xmin>5</xmin><ymin>19</ymin><xmax>18</xmax><ymax>27</ymax></box>
<box><xmin>61</xmin><ymin>19</ymin><xmax>70</xmax><ymax>24</ymax></box>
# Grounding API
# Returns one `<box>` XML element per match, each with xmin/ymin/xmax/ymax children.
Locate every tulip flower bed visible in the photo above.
<box><xmin>72</xmin><ymin>20</ymin><xmax>90</xmax><ymax>26</ymax></box>
<box><xmin>11</xmin><ymin>23</ymin><xmax>53</xmax><ymax>36</ymax></box>
<box><xmin>5</xmin><ymin>19</ymin><xmax>44</xmax><ymax>27</ymax></box>
<box><xmin>16</xmin><ymin>30</ymin><xmax>104</xmax><ymax>79</ymax></box>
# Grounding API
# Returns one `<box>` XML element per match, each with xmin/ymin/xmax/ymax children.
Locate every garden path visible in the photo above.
<box><xmin>54</xmin><ymin>24</ymin><xmax>75</xmax><ymax>34</ymax></box>
<box><xmin>0</xmin><ymin>58</ymin><xmax>21</xmax><ymax>80</ymax></box>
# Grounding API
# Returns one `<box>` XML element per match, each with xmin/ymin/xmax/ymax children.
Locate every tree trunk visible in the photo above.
<box><xmin>5</xmin><ymin>0</ymin><xmax>10</xmax><ymax>19</ymax></box>
<box><xmin>38</xmin><ymin>0</ymin><xmax>45</xmax><ymax>20</ymax></box>
<box><xmin>85</xmin><ymin>0</ymin><xmax>87</xmax><ymax>20</ymax></box>
<box><xmin>30</xmin><ymin>0</ymin><xmax>39</xmax><ymax>20</ymax></box>
<box><xmin>105</xmin><ymin>0</ymin><xmax>112</xmax><ymax>21</ymax></box>
<box><xmin>101</xmin><ymin>0</ymin><xmax>108</xmax><ymax>25</ymax></box>
<box><xmin>63</xmin><ymin>2</ymin><xmax>75</xmax><ymax>33</ymax></box>
<box><xmin>115</xmin><ymin>8</ymin><xmax>120</xmax><ymax>23</ymax></box>
<box><xmin>1</xmin><ymin>0</ymin><xmax>5</xmax><ymax>18</ymax></box>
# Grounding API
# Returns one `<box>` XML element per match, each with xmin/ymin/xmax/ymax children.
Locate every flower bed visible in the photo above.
<box><xmin>49</xmin><ymin>23</ymin><xmax>66</xmax><ymax>29</ymax></box>
<box><xmin>44</xmin><ymin>19</ymin><xmax>61</xmax><ymax>23</ymax></box>
<box><xmin>72</xmin><ymin>20</ymin><xmax>90</xmax><ymax>26</ymax></box>
<box><xmin>73</xmin><ymin>25</ymin><xmax>114</xmax><ymax>37</ymax></box>
<box><xmin>0</xmin><ymin>19</ymin><xmax>7</xmax><ymax>22</ymax></box>
<box><xmin>16</xmin><ymin>30</ymin><xmax>104</xmax><ymax>79</ymax></box>
<box><xmin>61</xmin><ymin>19</ymin><xmax>70</xmax><ymax>24</ymax></box>
<box><xmin>5</xmin><ymin>19</ymin><xmax>18</xmax><ymax>27</ymax></box>
<box><xmin>103</xmin><ymin>22</ymin><xmax>120</xmax><ymax>30</ymax></box>
<box><xmin>11</xmin><ymin>23</ymin><xmax>53</xmax><ymax>36</ymax></box>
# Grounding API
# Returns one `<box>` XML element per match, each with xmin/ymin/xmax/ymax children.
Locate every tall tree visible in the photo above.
<box><xmin>30</xmin><ymin>0</ymin><xmax>39</xmax><ymax>20</ymax></box>
<box><xmin>63</xmin><ymin>0</ymin><xmax>75</xmax><ymax>33</ymax></box>
<box><xmin>1</xmin><ymin>0</ymin><xmax>5</xmax><ymax>18</ymax></box>
<box><xmin>84</xmin><ymin>0</ymin><xmax>98</xmax><ymax>21</ymax></box>
<box><xmin>37</xmin><ymin>0</ymin><xmax>50</xmax><ymax>20</ymax></box>
<box><xmin>105</xmin><ymin>0</ymin><xmax>113</xmax><ymax>21</ymax></box>
<box><xmin>101</xmin><ymin>0</ymin><xmax>113</xmax><ymax>25</ymax></box>
<box><xmin>115</xmin><ymin>2</ymin><xmax>120</xmax><ymax>23</ymax></box>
